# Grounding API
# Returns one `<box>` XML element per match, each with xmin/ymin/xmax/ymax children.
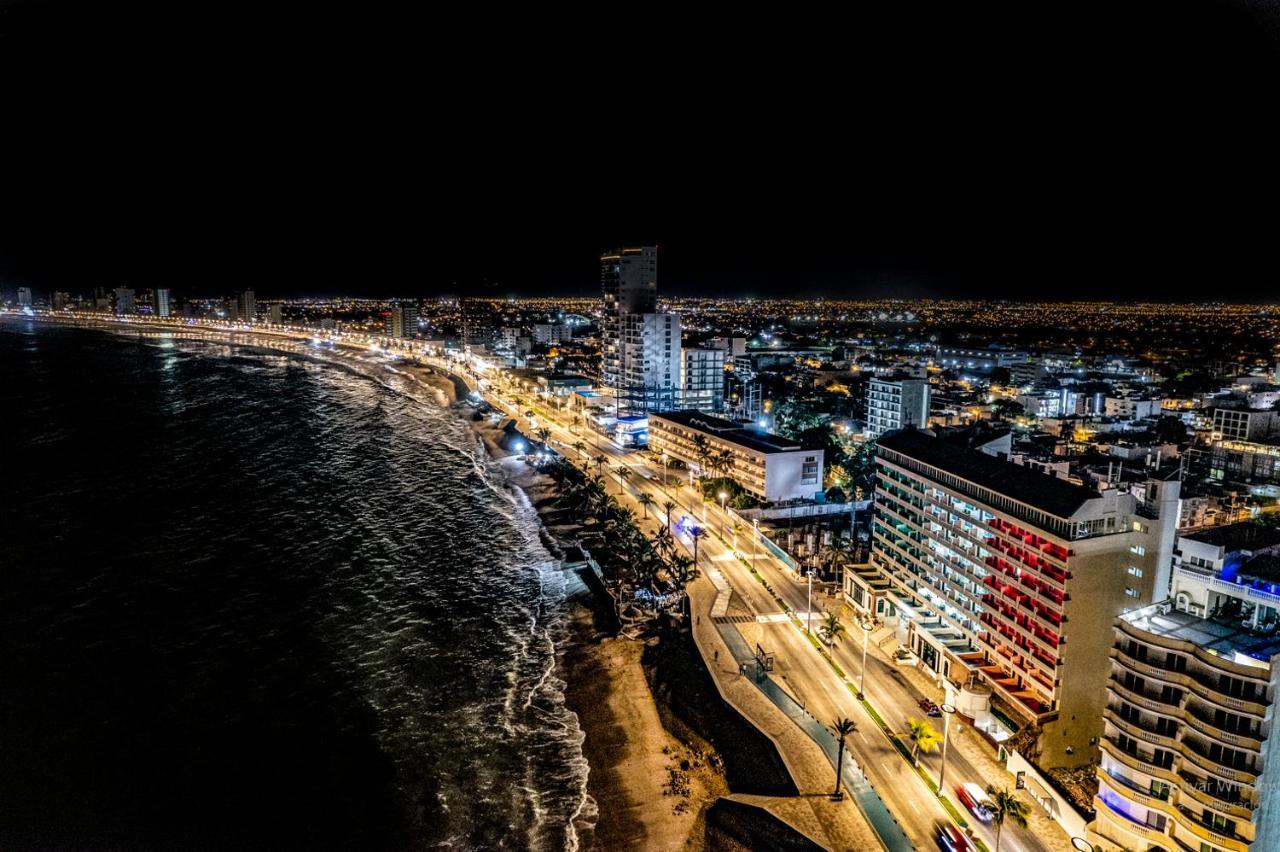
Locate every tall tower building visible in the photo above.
<box><xmin>17</xmin><ymin>287</ymin><xmax>33</xmax><ymax>307</ymax></box>
<box><xmin>238</xmin><ymin>289</ymin><xmax>256</xmax><ymax>322</ymax></box>
<box><xmin>855</xmin><ymin>429</ymin><xmax>1181</xmax><ymax>768</ymax></box>
<box><xmin>114</xmin><ymin>286</ymin><xmax>135</xmax><ymax>315</ymax></box>
<box><xmin>155</xmin><ymin>288</ymin><xmax>171</xmax><ymax>318</ymax></box>
<box><xmin>600</xmin><ymin>247</ymin><xmax>670</xmax><ymax>415</ymax></box>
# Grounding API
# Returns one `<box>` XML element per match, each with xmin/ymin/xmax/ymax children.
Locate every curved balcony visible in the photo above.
<box><xmin>1171</xmin><ymin>806</ymin><xmax>1251</xmax><ymax>852</ymax></box>
<box><xmin>1176</xmin><ymin>771</ymin><xmax>1256</xmax><ymax>820</ymax></box>
<box><xmin>1103</xmin><ymin>707</ymin><xmax>1178</xmax><ymax>750</ymax></box>
<box><xmin>1111</xmin><ymin>646</ymin><xmax>1194</xmax><ymax>688</ymax></box>
<box><xmin>1099</xmin><ymin>736</ymin><xmax>1180</xmax><ymax>786</ymax></box>
<box><xmin>1093</xmin><ymin>793</ymin><xmax>1170</xmax><ymax>846</ymax></box>
<box><xmin>1110</xmin><ymin>678</ymin><xmax>1184</xmax><ymax>717</ymax></box>
<box><xmin>1180</xmin><ymin>740</ymin><xmax>1260</xmax><ymax>786</ymax></box>
<box><xmin>1096</xmin><ymin>770</ymin><xmax>1179</xmax><ymax>822</ymax></box>
<box><xmin>1190</xmin><ymin>680</ymin><xmax>1270</xmax><ymax>719</ymax></box>
<box><xmin>1116</xmin><ymin>616</ymin><xmax>1275</xmax><ymax>692</ymax></box>
<box><xmin>1182</xmin><ymin>708</ymin><xmax>1264</xmax><ymax>754</ymax></box>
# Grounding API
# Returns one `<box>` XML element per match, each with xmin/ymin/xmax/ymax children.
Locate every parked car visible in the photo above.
<box><xmin>918</xmin><ymin>698</ymin><xmax>942</xmax><ymax>716</ymax></box>
<box><xmin>955</xmin><ymin>783</ymin><xmax>994</xmax><ymax>823</ymax></box>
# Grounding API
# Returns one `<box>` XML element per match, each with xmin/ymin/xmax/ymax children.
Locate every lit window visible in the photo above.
<box><xmin>1128</xmin><ymin>566</ymin><xmax>1143</xmax><ymax>578</ymax></box>
<box><xmin>1125</xmin><ymin>587</ymin><xmax>1140</xmax><ymax>598</ymax></box>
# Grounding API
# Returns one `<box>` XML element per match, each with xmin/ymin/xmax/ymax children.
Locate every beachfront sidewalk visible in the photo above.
<box><xmin>687</xmin><ymin>579</ymin><xmax>883</xmax><ymax>852</ymax></box>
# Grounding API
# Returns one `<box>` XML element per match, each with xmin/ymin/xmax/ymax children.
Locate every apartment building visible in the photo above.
<box><xmin>648</xmin><ymin>410</ymin><xmax>823</xmax><ymax>502</ymax></box>
<box><xmin>679</xmin><ymin>347</ymin><xmax>726</xmax><ymax>412</ymax></box>
<box><xmin>1214</xmin><ymin>408</ymin><xmax>1280</xmax><ymax>443</ymax></box>
<box><xmin>866</xmin><ymin>376</ymin><xmax>931</xmax><ymax>438</ymax></box>
<box><xmin>1090</xmin><ymin>522</ymin><xmax>1280</xmax><ymax>852</ymax></box>
<box><xmin>859</xmin><ymin>429</ymin><xmax>1180</xmax><ymax>767</ymax></box>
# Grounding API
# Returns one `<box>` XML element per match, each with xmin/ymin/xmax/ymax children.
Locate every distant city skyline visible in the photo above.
<box><xmin>3</xmin><ymin>5</ymin><xmax>1279</xmax><ymax>304</ymax></box>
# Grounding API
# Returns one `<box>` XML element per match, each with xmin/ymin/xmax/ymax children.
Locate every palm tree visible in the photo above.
<box><xmin>818</xmin><ymin>612</ymin><xmax>847</xmax><ymax>647</ymax></box>
<box><xmin>667</xmin><ymin>552</ymin><xmax>699</xmax><ymax>608</ymax></box>
<box><xmin>536</xmin><ymin>427</ymin><xmax>551</xmax><ymax>447</ymax></box>
<box><xmin>637</xmin><ymin>492</ymin><xmax>654</xmax><ymax>519</ymax></box>
<box><xmin>573</xmin><ymin>440</ymin><xmax>587</xmax><ymax>458</ymax></box>
<box><xmin>614</xmin><ymin>465</ymin><xmax>632</xmax><ymax>494</ymax></box>
<box><xmin>662</xmin><ymin>500</ymin><xmax>677</xmax><ymax>532</ymax></box>
<box><xmin>593</xmin><ymin>455</ymin><xmax>607</xmax><ymax>476</ymax></box>
<box><xmin>571</xmin><ymin>415</ymin><xmax>581</xmax><ymax>434</ymax></box>
<box><xmin>651</xmin><ymin>524</ymin><xmax>673</xmax><ymax>558</ymax></box>
<box><xmin>692</xmin><ymin>434</ymin><xmax>711</xmax><ymax>474</ymax></box>
<box><xmin>715</xmin><ymin>448</ymin><xmax>735</xmax><ymax>479</ymax></box>
<box><xmin>986</xmin><ymin>786</ymin><xmax>1030</xmax><ymax>852</ymax></box>
<box><xmin>901</xmin><ymin>717</ymin><xmax>941</xmax><ymax>765</ymax></box>
<box><xmin>690</xmin><ymin>526</ymin><xmax>706</xmax><ymax>564</ymax></box>
<box><xmin>830</xmin><ymin>717</ymin><xmax>857</xmax><ymax>798</ymax></box>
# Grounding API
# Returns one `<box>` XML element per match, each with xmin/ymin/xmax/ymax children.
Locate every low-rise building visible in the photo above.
<box><xmin>648</xmin><ymin>410</ymin><xmax>824</xmax><ymax>502</ymax></box>
<box><xmin>1214</xmin><ymin>408</ymin><xmax>1280</xmax><ymax>443</ymax></box>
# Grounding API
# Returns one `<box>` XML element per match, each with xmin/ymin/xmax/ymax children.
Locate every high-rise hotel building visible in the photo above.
<box><xmin>860</xmin><ymin>429</ymin><xmax>1180</xmax><ymax>767</ymax></box>
<box><xmin>1091</xmin><ymin>523</ymin><xmax>1280</xmax><ymax>852</ymax></box>
<box><xmin>600</xmin><ymin>247</ymin><xmax>679</xmax><ymax>415</ymax></box>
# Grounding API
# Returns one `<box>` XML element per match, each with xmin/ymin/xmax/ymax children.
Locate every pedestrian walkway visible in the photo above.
<box><xmin>705</xmin><ymin>561</ymin><xmax>733</xmax><ymax>618</ymax></box>
<box><xmin>688</xmin><ymin>580</ymin><xmax>889</xmax><ymax>852</ymax></box>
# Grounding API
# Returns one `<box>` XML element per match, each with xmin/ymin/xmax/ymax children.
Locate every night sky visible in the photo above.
<box><xmin>1</xmin><ymin>2</ymin><xmax>1277</xmax><ymax>302</ymax></box>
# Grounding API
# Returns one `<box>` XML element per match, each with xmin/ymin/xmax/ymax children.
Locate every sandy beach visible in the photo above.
<box><xmin>462</xmin><ymin>409</ymin><xmax>726</xmax><ymax>850</ymax></box>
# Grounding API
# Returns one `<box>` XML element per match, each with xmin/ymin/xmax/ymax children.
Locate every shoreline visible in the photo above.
<box><xmin>461</xmin><ymin>410</ymin><xmax>725</xmax><ymax>850</ymax></box>
<box><xmin>15</xmin><ymin>314</ymin><xmax>725</xmax><ymax>850</ymax></box>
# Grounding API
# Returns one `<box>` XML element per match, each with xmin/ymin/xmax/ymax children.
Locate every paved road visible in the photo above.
<box><xmin>485</xmin><ymin>384</ymin><xmax>1058</xmax><ymax>852</ymax></box>
<box><xmin>32</xmin><ymin>314</ymin><xmax>1059</xmax><ymax>852</ymax></box>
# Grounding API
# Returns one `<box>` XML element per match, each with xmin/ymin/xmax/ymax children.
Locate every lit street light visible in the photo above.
<box><xmin>751</xmin><ymin>518</ymin><xmax>759</xmax><ymax>574</ymax></box>
<box><xmin>806</xmin><ymin>569</ymin><xmax>815</xmax><ymax>635</ymax></box>
<box><xmin>858</xmin><ymin>618</ymin><xmax>872</xmax><ymax>699</ymax></box>
<box><xmin>719</xmin><ymin>491</ymin><xmax>727</xmax><ymax>534</ymax></box>
<box><xmin>937</xmin><ymin>703</ymin><xmax>957</xmax><ymax>796</ymax></box>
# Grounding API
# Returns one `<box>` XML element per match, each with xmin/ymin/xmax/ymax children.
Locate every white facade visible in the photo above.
<box><xmin>155</xmin><ymin>288</ymin><xmax>171</xmax><ymax>317</ymax></box>
<box><xmin>1214</xmin><ymin>408</ymin><xmax>1280</xmax><ymax>442</ymax></box>
<box><xmin>17</xmin><ymin>287</ymin><xmax>33</xmax><ymax>307</ymax></box>
<box><xmin>680</xmin><ymin>347</ymin><xmax>725</xmax><ymax>411</ymax></box>
<box><xmin>648</xmin><ymin>411</ymin><xmax>823</xmax><ymax>502</ymax></box>
<box><xmin>1091</xmin><ymin>523</ymin><xmax>1280</xmax><ymax>852</ymax></box>
<box><xmin>866</xmin><ymin>377</ymin><xmax>931</xmax><ymax>438</ymax></box>
<box><xmin>601</xmin><ymin>246</ymin><xmax>658</xmax><ymax>404</ymax></box>
<box><xmin>533</xmin><ymin>323</ymin><xmax>572</xmax><ymax>345</ymax></box>
<box><xmin>614</xmin><ymin>312</ymin><xmax>680</xmax><ymax>415</ymax></box>
<box><xmin>1104</xmin><ymin>396</ymin><xmax>1162</xmax><ymax>420</ymax></box>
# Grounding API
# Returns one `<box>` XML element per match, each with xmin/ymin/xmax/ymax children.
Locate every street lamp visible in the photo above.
<box><xmin>937</xmin><ymin>703</ymin><xmax>957</xmax><ymax>796</ymax></box>
<box><xmin>752</xmin><ymin>518</ymin><xmax>759</xmax><ymax>573</ymax></box>
<box><xmin>806</xmin><ymin>569</ymin><xmax>815</xmax><ymax>635</ymax></box>
<box><xmin>858</xmin><ymin>619</ymin><xmax>872</xmax><ymax>699</ymax></box>
<box><xmin>719</xmin><ymin>491</ymin><xmax>728</xmax><ymax>534</ymax></box>
<box><xmin>1070</xmin><ymin>840</ymin><xmax>1094</xmax><ymax>852</ymax></box>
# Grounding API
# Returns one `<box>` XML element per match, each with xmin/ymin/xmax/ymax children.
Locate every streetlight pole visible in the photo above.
<box><xmin>938</xmin><ymin>703</ymin><xmax>957</xmax><ymax>796</ymax></box>
<box><xmin>858</xmin><ymin>619</ymin><xmax>871</xmax><ymax>699</ymax></box>
<box><xmin>806</xmin><ymin>570</ymin><xmax>814</xmax><ymax>635</ymax></box>
<box><xmin>719</xmin><ymin>491</ymin><xmax>728</xmax><ymax>535</ymax></box>
<box><xmin>752</xmin><ymin>518</ymin><xmax>759</xmax><ymax>573</ymax></box>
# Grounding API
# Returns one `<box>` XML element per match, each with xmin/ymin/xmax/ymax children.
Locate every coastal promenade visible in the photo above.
<box><xmin>16</xmin><ymin>312</ymin><xmax>1072</xmax><ymax>851</ymax></box>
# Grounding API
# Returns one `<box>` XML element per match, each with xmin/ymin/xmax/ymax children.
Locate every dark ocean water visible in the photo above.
<box><xmin>0</xmin><ymin>321</ymin><xmax>592</xmax><ymax>851</ymax></box>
